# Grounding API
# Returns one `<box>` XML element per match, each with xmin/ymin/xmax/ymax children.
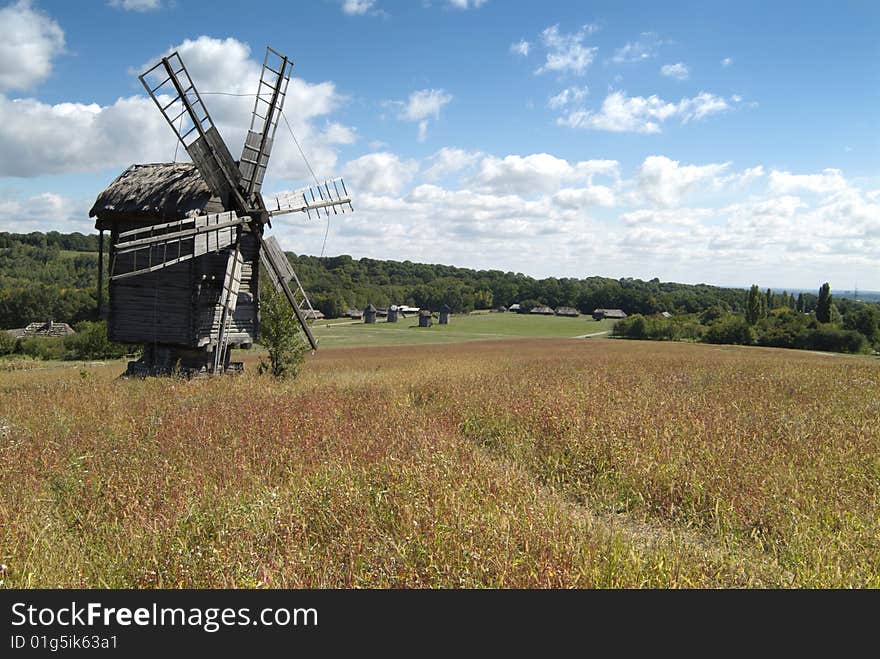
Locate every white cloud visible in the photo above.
<box><xmin>423</xmin><ymin>147</ymin><xmax>482</xmax><ymax>181</ymax></box>
<box><xmin>558</xmin><ymin>90</ymin><xmax>734</xmax><ymax>133</ymax></box>
<box><xmin>548</xmin><ymin>86</ymin><xmax>588</xmax><ymax>109</ymax></box>
<box><xmin>343</xmin><ymin>152</ymin><xmax>418</xmax><ymax>196</ymax></box>
<box><xmin>510</xmin><ymin>40</ymin><xmax>530</xmax><ymax>56</ymax></box>
<box><xmin>612</xmin><ymin>32</ymin><xmax>665</xmax><ymax>64</ymax></box>
<box><xmin>472</xmin><ymin>153</ymin><xmax>619</xmax><ymax>199</ymax></box>
<box><xmin>0</xmin><ymin>37</ymin><xmax>352</xmax><ymax>181</ymax></box>
<box><xmin>721</xmin><ymin>57</ymin><xmax>733</xmax><ymax>67</ymax></box>
<box><xmin>636</xmin><ymin>155</ymin><xmax>730</xmax><ymax>207</ymax></box>
<box><xmin>448</xmin><ymin>0</ymin><xmax>488</xmax><ymax>8</ymax></box>
<box><xmin>389</xmin><ymin>88</ymin><xmax>453</xmax><ymax>142</ymax></box>
<box><xmin>0</xmin><ymin>191</ymin><xmax>92</xmax><ymax>233</ymax></box>
<box><xmin>660</xmin><ymin>62</ymin><xmax>689</xmax><ymax>80</ymax></box>
<box><xmin>768</xmin><ymin>168</ymin><xmax>849</xmax><ymax>195</ymax></box>
<box><xmin>0</xmin><ymin>0</ymin><xmax>65</xmax><ymax>93</ymax></box>
<box><xmin>340</xmin><ymin>0</ymin><xmax>375</xmax><ymax>15</ymax></box>
<box><xmin>535</xmin><ymin>24</ymin><xmax>599</xmax><ymax>76</ymax></box>
<box><xmin>108</xmin><ymin>0</ymin><xmax>162</xmax><ymax>10</ymax></box>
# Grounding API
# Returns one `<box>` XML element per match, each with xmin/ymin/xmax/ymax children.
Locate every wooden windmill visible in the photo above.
<box><xmin>89</xmin><ymin>47</ymin><xmax>352</xmax><ymax>376</ymax></box>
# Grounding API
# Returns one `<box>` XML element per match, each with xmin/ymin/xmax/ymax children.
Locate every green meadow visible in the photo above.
<box><xmin>309</xmin><ymin>311</ymin><xmax>618</xmax><ymax>348</ymax></box>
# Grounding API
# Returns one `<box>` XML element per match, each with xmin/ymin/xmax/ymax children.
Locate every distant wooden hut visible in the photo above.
<box><xmin>387</xmin><ymin>305</ymin><xmax>398</xmax><ymax>323</ymax></box>
<box><xmin>439</xmin><ymin>304</ymin><xmax>451</xmax><ymax>325</ymax></box>
<box><xmin>508</xmin><ymin>303</ymin><xmax>522</xmax><ymax>313</ymax></box>
<box><xmin>304</xmin><ymin>309</ymin><xmax>325</xmax><ymax>321</ymax></box>
<box><xmin>555</xmin><ymin>307</ymin><xmax>579</xmax><ymax>317</ymax></box>
<box><xmin>530</xmin><ymin>305</ymin><xmax>555</xmax><ymax>315</ymax></box>
<box><xmin>347</xmin><ymin>308</ymin><xmax>363</xmax><ymax>320</ymax></box>
<box><xmin>593</xmin><ymin>308</ymin><xmax>628</xmax><ymax>320</ymax></box>
<box><xmin>364</xmin><ymin>304</ymin><xmax>377</xmax><ymax>324</ymax></box>
<box><xmin>418</xmin><ymin>309</ymin><xmax>433</xmax><ymax>328</ymax></box>
<box><xmin>6</xmin><ymin>321</ymin><xmax>76</xmax><ymax>339</ymax></box>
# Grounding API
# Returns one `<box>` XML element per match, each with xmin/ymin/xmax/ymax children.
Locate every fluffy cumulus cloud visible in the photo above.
<box><xmin>389</xmin><ymin>88</ymin><xmax>453</xmax><ymax>142</ymax></box>
<box><xmin>509</xmin><ymin>40</ymin><xmax>530</xmax><ymax>56</ymax></box>
<box><xmin>535</xmin><ymin>24</ymin><xmax>599</xmax><ymax>76</ymax></box>
<box><xmin>558</xmin><ymin>90</ymin><xmax>735</xmax><ymax>133</ymax></box>
<box><xmin>0</xmin><ymin>0</ymin><xmax>65</xmax><ymax>92</ymax></box>
<box><xmin>471</xmin><ymin>153</ymin><xmax>618</xmax><ymax>200</ymax></box>
<box><xmin>548</xmin><ymin>86</ymin><xmax>588</xmax><ymax>109</ymax></box>
<box><xmin>340</xmin><ymin>0</ymin><xmax>375</xmax><ymax>15</ymax></box>
<box><xmin>660</xmin><ymin>62</ymin><xmax>689</xmax><ymax>80</ymax></box>
<box><xmin>342</xmin><ymin>152</ymin><xmax>418</xmax><ymax>196</ymax></box>
<box><xmin>422</xmin><ymin>147</ymin><xmax>483</xmax><ymax>181</ymax></box>
<box><xmin>0</xmin><ymin>36</ymin><xmax>354</xmax><ymax>180</ymax></box>
<box><xmin>612</xmin><ymin>32</ymin><xmax>665</xmax><ymax>64</ymax></box>
<box><xmin>768</xmin><ymin>168</ymin><xmax>849</xmax><ymax>195</ymax></box>
<box><xmin>636</xmin><ymin>155</ymin><xmax>731</xmax><ymax>207</ymax></box>
<box><xmin>108</xmin><ymin>0</ymin><xmax>162</xmax><ymax>10</ymax></box>
<box><xmin>0</xmin><ymin>191</ymin><xmax>92</xmax><ymax>233</ymax></box>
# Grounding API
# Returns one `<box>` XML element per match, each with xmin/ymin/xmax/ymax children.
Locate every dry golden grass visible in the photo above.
<box><xmin>1</xmin><ymin>339</ymin><xmax>878</xmax><ymax>587</ymax></box>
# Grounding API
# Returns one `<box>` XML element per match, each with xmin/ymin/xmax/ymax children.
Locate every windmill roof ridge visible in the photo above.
<box><xmin>90</xmin><ymin>162</ymin><xmax>215</xmax><ymax>226</ymax></box>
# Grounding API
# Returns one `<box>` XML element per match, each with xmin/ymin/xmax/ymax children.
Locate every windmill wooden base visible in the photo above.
<box><xmin>123</xmin><ymin>344</ymin><xmax>243</xmax><ymax>378</ymax></box>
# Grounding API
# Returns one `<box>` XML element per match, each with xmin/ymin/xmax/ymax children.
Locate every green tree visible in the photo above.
<box><xmin>816</xmin><ymin>282</ymin><xmax>832</xmax><ymax>323</ymax></box>
<box><xmin>0</xmin><ymin>330</ymin><xmax>15</xmax><ymax>356</ymax></box>
<box><xmin>258</xmin><ymin>283</ymin><xmax>309</xmax><ymax>379</ymax></box>
<box><xmin>746</xmin><ymin>285</ymin><xmax>762</xmax><ymax>325</ymax></box>
<box><xmin>843</xmin><ymin>305</ymin><xmax>880</xmax><ymax>348</ymax></box>
<box><xmin>64</xmin><ymin>321</ymin><xmax>127</xmax><ymax>360</ymax></box>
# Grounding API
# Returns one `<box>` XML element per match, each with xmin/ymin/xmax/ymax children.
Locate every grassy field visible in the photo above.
<box><xmin>311</xmin><ymin>312</ymin><xmax>617</xmax><ymax>347</ymax></box>
<box><xmin>1</xmin><ymin>338</ymin><xmax>878</xmax><ymax>588</ymax></box>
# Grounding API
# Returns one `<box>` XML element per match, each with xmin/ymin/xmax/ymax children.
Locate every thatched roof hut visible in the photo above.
<box><xmin>7</xmin><ymin>321</ymin><xmax>75</xmax><ymax>339</ymax></box>
<box><xmin>364</xmin><ymin>304</ymin><xmax>377</xmax><ymax>324</ymax></box>
<box><xmin>89</xmin><ymin>163</ymin><xmax>222</xmax><ymax>229</ymax></box>
<box><xmin>439</xmin><ymin>304</ymin><xmax>451</xmax><ymax>325</ymax></box>
<box><xmin>418</xmin><ymin>309</ymin><xmax>433</xmax><ymax>328</ymax></box>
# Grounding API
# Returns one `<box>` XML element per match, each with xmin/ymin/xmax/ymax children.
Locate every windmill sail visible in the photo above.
<box><xmin>240</xmin><ymin>47</ymin><xmax>292</xmax><ymax>198</ymax></box>
<box><xmin>111</xmin><ymin>211</ymin><xmax>246</xmax><ymax>280</ymax></box>
<box><xmin>259</xmin><ymin>235</ymin><xmax>318</xmax><ymax>350</ymax></box>
<box><xmin>213</xmin><ymin>242</ymin><xmax>244</xmax><ymax>373</ymax></box>
<box><xmin>267</xmin><ymin>178</ymin><xmax>353</xmax><ymax>219</ymax></box>
<box><xmin>139</xmin><ymin>52</ymin><xmax>247</xmax><ymax>212</ymax></box>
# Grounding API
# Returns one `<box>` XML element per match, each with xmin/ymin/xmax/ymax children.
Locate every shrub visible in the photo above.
<box><xmin>795</xmin><ymin>325</ymin><xmax>869</xmax><ymax>354</ymax></box>
<box><xmin>703</xmin><ymin>315</ymin><xmax>755</xmax><ymax>345</ymax></box>
<box><xmin>0</xmin><ymin>330</ymin><xmax>15</xmax><ymax>356</ymax></box>
<box><xmin>258</xmin><ymin>283</ymin><xmax>309</xmax><ymax>379</ymax></box>
<box><xmin>64</xmin><ymin>321</ymin><xmax>127</xmax><ymax>360</ymax></box>
<box><xmin>17</xmin><ymin>336</ymin><xmax>66</xmax><ymax>360</ymax></box>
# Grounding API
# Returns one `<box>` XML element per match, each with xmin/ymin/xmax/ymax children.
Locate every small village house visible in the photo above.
<box><xmin>593</xmin><ymin>308</ymin><xmax>628</xmax><ymax>320</ymax></box>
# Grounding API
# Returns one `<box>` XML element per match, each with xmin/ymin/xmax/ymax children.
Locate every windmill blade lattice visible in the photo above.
<box><xmin>111</xmin><ymin>211</ymin><xmax>247</xmax><ymax>280</ymax></box>
<box><xmin>139</xmin><ymin>53</ymin><xmax>247</xmax><ymax>213</ymax></box>
<box><xmin>240</xmin><ymin>48</ymin><xmax>292</xmax><ymax>198</ymax></box>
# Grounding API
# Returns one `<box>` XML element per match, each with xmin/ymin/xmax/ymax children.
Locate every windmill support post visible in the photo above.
<box><xmin>97</xmin><ymin>229</ymin><xmax>104</xmax><ymax>319</ymax></box>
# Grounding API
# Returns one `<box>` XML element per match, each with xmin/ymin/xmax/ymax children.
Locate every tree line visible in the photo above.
<box><xmin>613</xmin><ymin>282</ymin><xmax>880</xmax><ymax>355</ymax></box>
<box><xmin>1</xmin><ymin>232</ymin><xmax>877</xmax><ymax>357</ymax></box>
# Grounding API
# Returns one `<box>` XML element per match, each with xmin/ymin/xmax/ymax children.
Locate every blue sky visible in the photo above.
<box><xmin>1</xmin><ymin>0</ymin><xmax>878</xmax><ymax>290</ymax></box>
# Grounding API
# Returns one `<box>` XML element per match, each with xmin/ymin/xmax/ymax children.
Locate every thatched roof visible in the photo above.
<box><xmin>7</xmin><ymin>321</ymin><xmax>75</xmax><ymax>338</ymax></box>
<box><xmin>90</xmin><ymin>163</ymin><xmax>219</xmax><ymax>228</ymax></box>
